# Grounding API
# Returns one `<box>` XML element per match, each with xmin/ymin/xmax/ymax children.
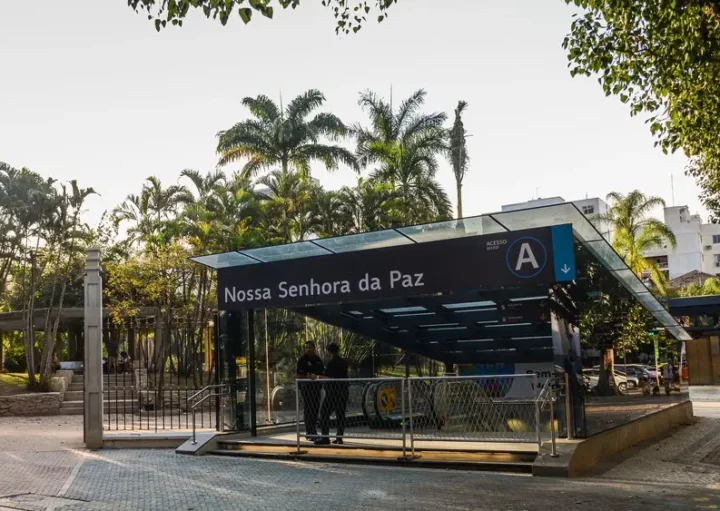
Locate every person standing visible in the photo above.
<box><xmin>317</xmin><ymin>343</ymin><xmax>349</xmax><ymax>445</ymax></box>
<box><xmin>106</xmin><ymin>335</ymin><xmax>119</xmax><ymax>374</ymax></box>
<box><xmin>662</xmin><ymin>361</ymin><xmax>675</xmax><ymax>395</ymax></box>
<box><xmin>296</xmin><ymin>341</ymin><xmax>324</xmax><ymax>440</ymax></box>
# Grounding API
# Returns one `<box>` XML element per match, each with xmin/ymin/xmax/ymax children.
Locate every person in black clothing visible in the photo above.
<box><xmin>316</xmin><ymin>343</ymin><xmax>349</xmax><ymax>445</ymax></box>
<box><xmin>296</xmin><ymin>341</ymin><xmax>325</xmax><ymax>440</ymax></box>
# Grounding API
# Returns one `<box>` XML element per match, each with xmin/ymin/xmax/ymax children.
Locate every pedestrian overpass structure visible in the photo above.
<box><xmin>189</xmin><ymin>203</ymin><xmax>690</xmax><ymax>452</ymax></box>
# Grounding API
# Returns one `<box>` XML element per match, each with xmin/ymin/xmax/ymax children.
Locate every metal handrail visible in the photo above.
<box><xmin>188</xmin><ymin>384</ymin><xmax>229</xmax><ymax>403</ymax></box>
<box><xmin>189</xmin><ymin>384</ymin><xmax>231</xmax><ymax>445</ymax></box>
<box><xmin>537</xmin><ymin>376</ymin><xmax>562</xmax><ymax>457</ymax></box>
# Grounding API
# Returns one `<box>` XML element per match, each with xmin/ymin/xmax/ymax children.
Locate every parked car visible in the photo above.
<box><xmin>614</xmin><ymin>370</ymin><xmax>638</xmax><ymax>388</ymax></box>
<box><xmin>615</xmin><ymin>364</ymin><xmax>646</xmax><ymax>379</ymax></box>
<box><xmin>643</xmin><ymin>364</ymin><xmax>666</xmax><ymax>382</ymax></box>
<box><xmin>583</xmin><ymin>368</ymin><xmax>628</xmax><ymax>393</ymax></box>
<box><xmin>593</xmin><ymin>365</ymin><xmax>639</xmax><ymax>388</ymax></box>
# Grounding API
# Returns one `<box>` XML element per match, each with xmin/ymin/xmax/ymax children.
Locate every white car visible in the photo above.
<box><xmin>583</xmin><ymin>368</ymin><xmax>628</xmax><ymax>393</ymax></box>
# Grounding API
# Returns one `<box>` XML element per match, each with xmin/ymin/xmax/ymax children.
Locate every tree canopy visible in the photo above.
<box><xmin>0</xmin><ymin>86</ymin><xmax>456</xmax><ymax>387</ymax></box>
<box><xmin>563</xmin><ymin>1</ymin><xmax>720</xmax><ymax>218</ymax></box>
<box><xmin>128</xmin><ymin>0</ymin><xmax>398</xmax><ymax>34</ymax></box>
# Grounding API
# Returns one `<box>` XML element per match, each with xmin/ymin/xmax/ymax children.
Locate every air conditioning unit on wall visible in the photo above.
<box><xmin>705</xmin><ymin>245</ymin><xmax>713</xmax><ymax>251</ymax></box>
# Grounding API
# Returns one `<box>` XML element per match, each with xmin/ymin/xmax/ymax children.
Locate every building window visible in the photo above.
<box><xmin>713</xmin><ymin>234</ymin><xmax>720</xmax><ymax>244</ymax></box>
<box><xmin>581</xmin><ymin>205</ymin><xmax>594</xmax><ymax>215</ymax></box>
<box><xmin>714</xmin><ymin>254</ymin><xmax>720</xmax><ymax>267</ymax></box>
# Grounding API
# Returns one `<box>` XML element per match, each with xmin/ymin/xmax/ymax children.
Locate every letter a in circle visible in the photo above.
<box><xmin>515</xmin><ymin>242</ymin><xmax>539</xmax><ymax>271</ymax></box>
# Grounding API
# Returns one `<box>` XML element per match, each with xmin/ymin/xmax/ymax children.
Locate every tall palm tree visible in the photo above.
<box><xmin>354</xmin><ymin>89</ymin><xmax>452</xmax><ymax>224</ymax></box>
<box><xmin>595</xmin><ymin>190</ymin><xmax>677</xmax><ymax>294</ymax></box>
<box><xmin>217</xmin><ymin>90</ymin><xmax>358</xmax><ymax>178</ymax></box>
<box><xmin>448</xmin><ymin>100</ymin><xmax>469</xmax><ymax>219</ymax></box>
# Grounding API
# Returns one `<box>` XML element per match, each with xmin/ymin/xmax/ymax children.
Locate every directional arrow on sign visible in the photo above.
<box><xmin>561</xmin><ymin>264</ymin><xmax>571</xmax><ymax>274</ymax></box>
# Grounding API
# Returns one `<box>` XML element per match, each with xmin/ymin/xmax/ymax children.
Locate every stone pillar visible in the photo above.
<box><xmin>84</xmin><ymin>248</ymin><xmax>103</xmax><ymax>449</ymax></box>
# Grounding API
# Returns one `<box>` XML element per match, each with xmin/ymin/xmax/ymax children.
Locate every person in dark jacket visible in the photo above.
<box><xmin>316</xmin><ymin>343</ymin><xmax>349</xmax><ymax>445</ymax></box>
<box><xmin>296</xmin><ymin>341</ymin><xmax>324</xmax><ymax>440</ymax></box>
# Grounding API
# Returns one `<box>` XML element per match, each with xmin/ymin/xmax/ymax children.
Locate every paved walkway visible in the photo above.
<box><xmin>4</xmin><ymin>407</ymin><xmax>720</xmax><ymax>509</ymax></box>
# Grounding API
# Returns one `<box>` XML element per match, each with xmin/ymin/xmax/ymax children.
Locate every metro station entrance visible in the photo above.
<box><xmin>194</xmin><ymin>204</ymin><xmax>691</xmax><ymax>456</ymax></box>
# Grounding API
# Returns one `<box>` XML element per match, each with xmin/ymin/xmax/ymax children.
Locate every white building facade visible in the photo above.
<box><xmin>499</xmin><ymin>197</ymin><xmax>720</xmax><ymax>280</ymax></box>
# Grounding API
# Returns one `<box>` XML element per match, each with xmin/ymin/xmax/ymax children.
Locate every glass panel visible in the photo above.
<box><xmin>398</xmin><ymin>216</ymin><xmax>506</xmax><ymax>243</ymax></box>
<box><xmin>610</xmin><ymin>268</ymin><xmax>650</xmax><ymax>294</ymax></box>
<box><xmin>380</xmin><ymin>306</ymin><xmax>426</xmax><ymax>314</ymax></box>
<box><xmin>313</xmin><ymin>230</ymin><xmax>414</xmax><ymax>253</ymax></box>
<box><xmin>242</xmin><ymin>241</ymin><xmax>331</xmax><ymax>262</ymax></box>
<box><xmin>442</xmin><ymin>300</ymin><xmax>496</xmax><ymax>309</ymax></box>
<box><xmin>217</xmin><ymin>311</ymin><xmax>252</xmax><ymax>432</ymax></box>
<box><xmin>583</xmin><ymin>240</ymin><xmax>627</xmax><ymax>270</ymax></box>
<box><xmin>491</xmin><ymin>203</ymin><xmax>605</xmax><ymax>242</ymax></box>
<box><xmin>191</xmin><ymin>252</ymin><xmax>260</xmax><ymax>269</ymax></box>
<box><xmin>635</xmin><ymin>292</ymin><xmax>666</xmax><ymax>312</ymax></box>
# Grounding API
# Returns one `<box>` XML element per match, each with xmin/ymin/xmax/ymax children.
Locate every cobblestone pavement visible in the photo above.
<box><xmin>0</xmin><ymin>449</ymin><xmax>715</xmax><ymax>511</ymax></box>
<box><xmin>6</xmin><ymin>414</ymin><xmax>720</xmax><ymax>510</ymax></box>
<box><xmin>597</xmin><ymin>416</ymin><xmax>720</xmax><ymax>488</ymax></box>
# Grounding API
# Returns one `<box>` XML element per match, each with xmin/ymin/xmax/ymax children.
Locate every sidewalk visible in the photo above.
<box><xmin>3</xmin><ymin>409</ymin><xmax>720</xmax><ymax>510</ymax></box>
<box><xmin>595</xmin><ymin>402</ymin><xmax>720</xmax><ymax>488</ymax></box>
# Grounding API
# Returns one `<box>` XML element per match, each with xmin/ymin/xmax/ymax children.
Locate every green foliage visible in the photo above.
<box><xmin>675</xmin><ymin>276</ymin><xmax>720</xmax><ymax>297</ymax></box>
<box><xmin>0</xmin><ymin>162</ymin><xmax>96</xmax><ymax>387</ymax></box>
<box><xmin>593</xmin><ymin>190</ymin><xmax>676</xmax><ymax>294</ymax></box>
<box><xmin>2</xmin><ymin>85</ymin><xmax>461</xmax><ymax>387</ymax></box>
<box><xmin>216</xmin><ymin>90</ymin><xmax>358</xmax><ymax>179</ymax></box>
<box><xmin>128</xmin><ymin>0</ymin><xmax>398</xmax><ymax>34</ymax></box>
<box><xmin>354</xmin><ymin>89</ymin><xmax>452</xmax><ymax>224</ymax></box>
<box><xmin>448</xmin><ymin>100</ymin><xmax>469</xmax><ymax>219</ymax></box>
<box><xmin>562</xmin><ymin>1</ymin><xmax>720</xmax><ymax>219</ymax></box>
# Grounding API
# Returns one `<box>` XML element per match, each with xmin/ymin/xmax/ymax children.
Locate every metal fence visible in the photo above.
<box><xmin>295</xmin><ymin>374</ymin><xmax>552</xmax><ymax>457</ymax></box>
<box><xmin>103</xmin><ymin>366</ymin><xmax>219</xmax><ymax>432</ymax></box>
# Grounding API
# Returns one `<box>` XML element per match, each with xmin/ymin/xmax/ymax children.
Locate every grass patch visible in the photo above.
<box><xmin>0</xmin><ymin>372</ymin><xmax>31</xmax><ymax>396</ymax></box>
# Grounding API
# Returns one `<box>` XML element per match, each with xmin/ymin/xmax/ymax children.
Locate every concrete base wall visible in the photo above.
<box><xmin>534</xmin><ymin>401</ymin><xmax>694</xmax><ymax>477</ymax></box>
<box><xmin>0</xmin><ymin>392</ymin><xmax>62</xmax><ymax>416</ymax></box>
<box><xmin>0</xmin><ymin>371</ymin><xmax>74</xmax><ymax>417</ymax></box>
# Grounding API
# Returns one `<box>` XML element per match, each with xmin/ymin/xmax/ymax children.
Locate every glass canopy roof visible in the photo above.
<box><xmin>191</xmin><ymin>202</ymin><xmax>692</xmax><ymax>341</ymax></box>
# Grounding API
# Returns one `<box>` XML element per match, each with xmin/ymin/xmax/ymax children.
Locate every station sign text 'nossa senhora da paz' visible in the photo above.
<box><xmin>217</xmin><ymin>224</ymin><xmax>576</xmax><ymax>310</ymax></box>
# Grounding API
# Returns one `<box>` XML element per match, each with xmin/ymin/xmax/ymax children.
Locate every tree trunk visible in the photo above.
<box><xmin>456</xmin><ymin>181</ymin><xmax>463</xmax><ymax>219</ymax></box>
<box><xmin>597</xmin><ymin>347</ymin><xmax>618</xmax><ymax>395</ymax></box>
<box><xmin>23</xmin><ymin>252</ymin><xmax>38</xmax><ymax>387</ymax></box>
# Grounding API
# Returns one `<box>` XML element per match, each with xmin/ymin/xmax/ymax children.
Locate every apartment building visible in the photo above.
<box><xmin>499</xmin><ymin>197</ymin><xmax>720</xmax><ymax>281</ymax></box>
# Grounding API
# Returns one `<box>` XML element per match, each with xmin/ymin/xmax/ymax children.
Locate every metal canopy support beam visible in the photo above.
<box><xmin>247</xmin><ymin>310</ymin><xmax>257</xmax><ymax>437</ymax></box>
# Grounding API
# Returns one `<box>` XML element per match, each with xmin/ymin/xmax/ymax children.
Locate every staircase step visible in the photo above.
<box><xmin>63</xmin><ymin>391</ymin><xmax>84</xmax><ymax>401</ymax></box>
<box><xmin>208</xmin><ymin>447</ymin><xmax>534</xmax><ymax>473</ymax></box>
<box><xmin>66</xmin><ymin>385</ymin><xmax>140</xmax><ymax>393</ymax></box>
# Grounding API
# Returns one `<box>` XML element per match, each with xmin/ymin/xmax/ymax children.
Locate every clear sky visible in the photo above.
<box><xmin>0</xmin><ymin>0</ymin><xmax>706</xmax><ymax>226</ymax></box>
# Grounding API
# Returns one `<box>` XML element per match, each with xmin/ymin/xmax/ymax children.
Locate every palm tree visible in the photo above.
<box><xmin>257</xmin><ymin>170</ymin><xmax>316</xmax><ymax>243</ymax></box>
<box><xmin>113</xmin><ymin>176</ymin><xmax>187</xmax><ymax>248</ymax></box>
<box><xmin>217</xmin><ymin>90</ymin><xmax>358</xmax><ymax>178</ymax></box>
<box><xmin>595</xmin><ymin>191</ymin><xmax>677</xmax><ymax>294</ymax></box>
<box><xmin>354</xmin><ymin>89</ymin><xmax>452</xmax><ymax>225</ymax></box>
<box><xmin>338</xmin><ymin>179</ymin><xmax>397</xmax><ymax>233</ymax></box>
<box><xmin>448</xmin><ymin>100</ymin><xmax>469</xmax><ymax>219</ymax></box>
<box><xmin>312</xmin><ymin>189</ymin><xmax>348</xmax><ymax>238</ymax></box>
